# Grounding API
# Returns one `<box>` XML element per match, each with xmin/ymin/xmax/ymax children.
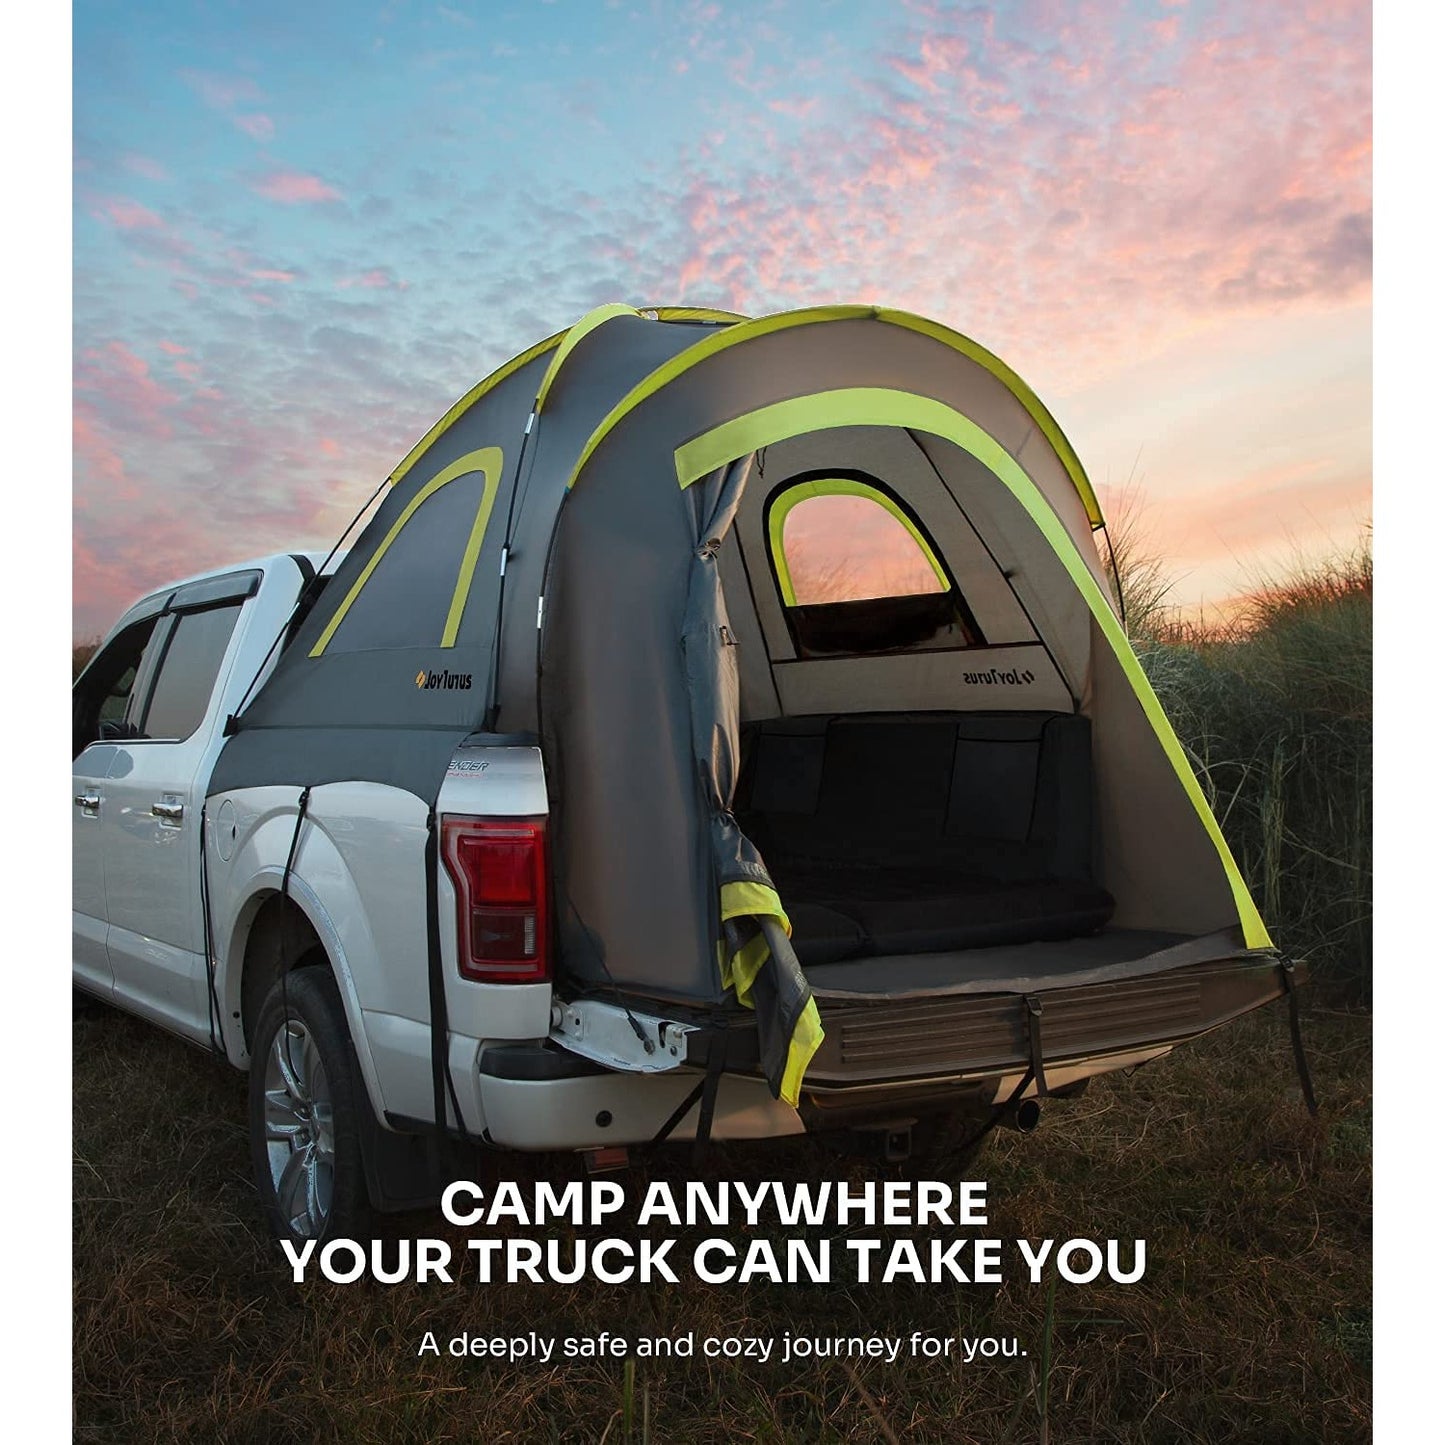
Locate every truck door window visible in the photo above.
<box><xmin>72</xmin><ymin>617</ymin><xmax>159</xmax><ymax>757</ymax></box>
<box><xmin>138</xmin><ymin>603</ymin><xmax>244</xmax><ymax>742</ymax></box>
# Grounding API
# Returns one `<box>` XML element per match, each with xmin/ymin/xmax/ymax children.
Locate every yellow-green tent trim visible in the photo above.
<box><xmin>676</xmin><ymin>388</ymin><xmax>1270</xmax><ymax>951</ymax></box>
<box><xmin>389</xmin><ymin>334</ymin><xmax>565</xmax><ymax>489</ymax></box>
<box><xmin>387</xmin><ymin>305</ymin><xmax>749</xmax><ymax>491</ymax></box>
<box><xmin>718</xmin><ymin>879</ymin><xmax>824</xmax><ymax>1108</ymax></box>
<box><xmin>567</xmin><ymin>304</ymin><xmax>1106</xmax><ymax>528</ymax></box>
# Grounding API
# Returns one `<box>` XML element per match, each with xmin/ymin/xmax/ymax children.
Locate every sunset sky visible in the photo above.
<box><xmin>72</xmin><ymin>0</ymin><xmax>1371</xmax><ymax>638</ymax></box>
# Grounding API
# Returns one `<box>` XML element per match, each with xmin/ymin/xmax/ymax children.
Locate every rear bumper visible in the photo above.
<box><xmin>804</xmin><ymin>950</ymin><xmax>1293</xmax><ymax>1090</ymax></box>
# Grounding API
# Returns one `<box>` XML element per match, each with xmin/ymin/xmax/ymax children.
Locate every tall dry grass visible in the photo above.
<box><xmin>1107</xmin><ymin>527</ymin><xmax>1372</xmax><ymax>996</ymax></box>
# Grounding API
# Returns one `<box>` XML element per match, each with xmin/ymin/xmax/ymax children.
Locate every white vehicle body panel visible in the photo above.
<box><xmin>207</xmin><ymin>745</ymin><xmax>557</xmax><ymax>1134</ymax></box>
<box><xmin>73</xmin><ymin>556</ymin><xmax>310</xmax><ymax>1040</ymax></box>
<box><xmin>72</xmin><ymin>745</ymin><xmax>115</xmax><ymax>997</ymax></box>
<box><xmin>105</xmin><ymin>635</ymin><xmax>242</xmax><ymax>1042</ymax></box>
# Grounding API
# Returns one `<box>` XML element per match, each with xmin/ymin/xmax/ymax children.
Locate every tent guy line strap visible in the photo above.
<box><xmin>1101</xmin><ymin>523</ymin><xmax>1129</xmax><ymax>634</ymax></box>
<box><xmin>423</xmin><ymin>811</ymin><xmax>476</xmax><ymax>1151</ymax></box>
<box><xmin>198</xmin><ymin>807</ymin><xmax>225</xmax><ymax>1058</ymax></box>
<box><xmin>1279</xmin><ymin>959</ymin><xmax>1319</xmax><ymax>1117</ymax></box>
<box><xmin>277</xmin><ymin>787</ymin><xmax>312</xmax><ymax>1101</ymax></box>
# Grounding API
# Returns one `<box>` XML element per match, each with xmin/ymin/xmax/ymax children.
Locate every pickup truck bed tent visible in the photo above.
<box><xmin>212</xmin><ymin>303</ymin><xmax>1271</xmax><ymax>1109</ymax></box>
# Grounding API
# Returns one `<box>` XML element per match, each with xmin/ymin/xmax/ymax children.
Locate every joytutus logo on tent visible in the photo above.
<box><xmin>212</xmin><ymin>303</ymin><xmax>1291</xmax><ymax>1123</ymax></box>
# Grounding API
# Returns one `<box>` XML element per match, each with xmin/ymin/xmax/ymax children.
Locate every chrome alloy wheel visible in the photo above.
<box><xmin>262</xmin><ymin>1017</ymin><xmax>336</xmax><ymax>1239</ymax></box>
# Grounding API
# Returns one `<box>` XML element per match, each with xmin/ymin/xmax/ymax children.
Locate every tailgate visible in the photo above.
<box><xmin>805</xmin><ymin>950</ymin><xmax>1292</xmax><ymax>1088</ymax></box>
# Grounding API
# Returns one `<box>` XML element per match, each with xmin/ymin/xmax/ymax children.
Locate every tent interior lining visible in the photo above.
<box><xmin>686</xmin><ymin>412</ymin><xmax>1251</xmax><ymax>990</ymax></box>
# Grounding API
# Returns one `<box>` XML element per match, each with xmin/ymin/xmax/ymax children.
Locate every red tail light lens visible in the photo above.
<box><xmin>440</xmin><ymin>816</ymin><xmax>550</xmax><ymax>983</ymax></box>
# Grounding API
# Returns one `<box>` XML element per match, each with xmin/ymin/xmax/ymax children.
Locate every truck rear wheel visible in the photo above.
<box><xmin>249</xmin><ymin>967</ymin><xmax>370</xmax><ymax>1244</ymax></box>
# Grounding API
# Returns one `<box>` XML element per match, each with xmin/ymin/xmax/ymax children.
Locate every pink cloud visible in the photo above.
<box><xmin>251</xmin><ymin>169</ymin><xmax>343</xmax><ymax>204</ymax></box>
<box><xmin>74</xmin><ymin>341</ymin><xmax>178</xmax><ymax>436</ymax></box>
<box><xmin>234</xmin><ymin>113</ymin><xmax>276</xmax><ymax>142</ymax></box>
<box><xmin>250</xmin><ymin>268</ymin><xmax>297</xmax><ymax>283</ymax></box>
<box><xmin>73</xmin><ymin>406</ymin><xmax>134</xmax><ymax>500</ymax></box>
<box><xmin>157</xmin><ymin>340</ymin><xmax>189</xmax><ymax>356</ymax></box>
<box><xmin>94</xmin><ymin>197</ymin><xmax>165</xmax><ymax>231</ymax></box>
<box><xmin>661</xmin><ymin>0</ymin><xmax>1371</xmax><ymax>392</ymax></box>
<box><xmin>767</xmin><ymin>97</ymin><xmax>818</xmax><ymax>119</ymax></box>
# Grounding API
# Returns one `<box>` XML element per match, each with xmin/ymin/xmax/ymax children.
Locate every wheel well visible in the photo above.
<box><xmin>239</xmin><ymin>893</ymin><xmax>328</xmax><ymax>1051</ymax></box>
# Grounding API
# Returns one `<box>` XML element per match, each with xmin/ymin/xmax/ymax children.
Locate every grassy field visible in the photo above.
<box><xmin>73</xmin><ymin>545</ymin><xmax>1371</xmax><ymax>1442</ymax></box>
<box><xmin>74</xmin><ymin>1000</ymin><xmax>1369</xmax><ymax>1443</ymax></box>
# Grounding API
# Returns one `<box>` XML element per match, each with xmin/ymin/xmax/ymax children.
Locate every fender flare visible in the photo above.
<box><xmin>219</xmin><ymin>866</ymin><xmax>390</xmax><ymax>1128</ymax></box>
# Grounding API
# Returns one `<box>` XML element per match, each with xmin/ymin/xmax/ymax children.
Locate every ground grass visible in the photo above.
<box><xmin>74</xmin><ymin>1000</ymin><xmax>1369</xmax><ymax>1444</ymax></box>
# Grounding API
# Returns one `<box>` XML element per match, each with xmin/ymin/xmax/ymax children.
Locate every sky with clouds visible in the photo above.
<box><xmin>73</xmin><ymin>0</ymin><xmax>1371</xmax><ymax>637</ymax></box>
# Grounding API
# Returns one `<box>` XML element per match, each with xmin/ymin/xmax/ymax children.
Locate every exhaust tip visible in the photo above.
<box><xmin>1010</xmin><ymin>1098</ymin><xmax>1042</xmax><ymax>1133</ymax></box>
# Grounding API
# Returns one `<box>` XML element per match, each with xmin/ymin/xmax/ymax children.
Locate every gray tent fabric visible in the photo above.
<box><xmin>208</xmin><ymin>302</ymin><xmax>1273</xmax><ymax>1117</ymax></box>
<box><xmin>210</xmin><ymin>313</ymin><xmax>718</xmax><ymax>800</ymax></box>
<box><xmin>681</xmin><ymin>457</ymin><xmax>821</xmax><ymax>1098</ymax></box>
<box><xmin>683</xmin><ymin>460</ymin><xmax>760</xmax><ymax>889</ymax></box>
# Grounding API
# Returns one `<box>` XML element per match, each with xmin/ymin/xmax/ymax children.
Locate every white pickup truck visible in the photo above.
<box><xmin>73</xmin><ymin>553</ymin><xmax>813</xmax><ymax>1243</ymax></box>
<box><xmin>74</xmin><ymin>307</ymin><xmax>1301</xmax><ymax>1250</ymax></box>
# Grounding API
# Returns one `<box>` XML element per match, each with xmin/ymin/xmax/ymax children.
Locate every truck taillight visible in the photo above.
<box><xmin>440</xmin><ymin>816</ymin><xmax>551</xmax><ymax>983</ymax></box>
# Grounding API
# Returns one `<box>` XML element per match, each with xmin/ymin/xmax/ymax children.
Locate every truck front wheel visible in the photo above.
<box><xmin>249</xmin><ymin>967</ymin><xmax>371</xmax><ymax>1244</ymax></box>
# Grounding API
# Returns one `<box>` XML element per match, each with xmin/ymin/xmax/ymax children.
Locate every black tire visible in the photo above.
<box><xmin>249</xmin><ymin>967</ymin><xmax>371</xmax><ymax>1245</ymax></box>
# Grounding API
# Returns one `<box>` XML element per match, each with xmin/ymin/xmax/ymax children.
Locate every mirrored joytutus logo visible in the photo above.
<box><xmin>960</xmin><ymin>667</ymin><xmax>1036</xmax><ymax>686</ymax></box>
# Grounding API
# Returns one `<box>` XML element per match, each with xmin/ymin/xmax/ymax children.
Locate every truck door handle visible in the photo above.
<box><xmin>151</xmin><ymin>800</ymin><xmax>184</xmax><ymax>823</ymax></box>
<box><xmin>74</xmin><ymin>791</ymin><xmax>101</xmax><ymax>814</ymax></box>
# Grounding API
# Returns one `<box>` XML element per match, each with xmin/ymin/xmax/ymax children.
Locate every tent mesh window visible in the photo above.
<box><xmin>765</xmin><ymin>471</ymin><xmax>984</xmax><ymax>658</ymax></box>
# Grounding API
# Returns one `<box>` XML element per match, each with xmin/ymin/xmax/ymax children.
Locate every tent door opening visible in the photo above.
<box><xmin>712</xmin><ymin>424</ymin><xmax>1207</xmax><ymax>1012</ymax></box>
